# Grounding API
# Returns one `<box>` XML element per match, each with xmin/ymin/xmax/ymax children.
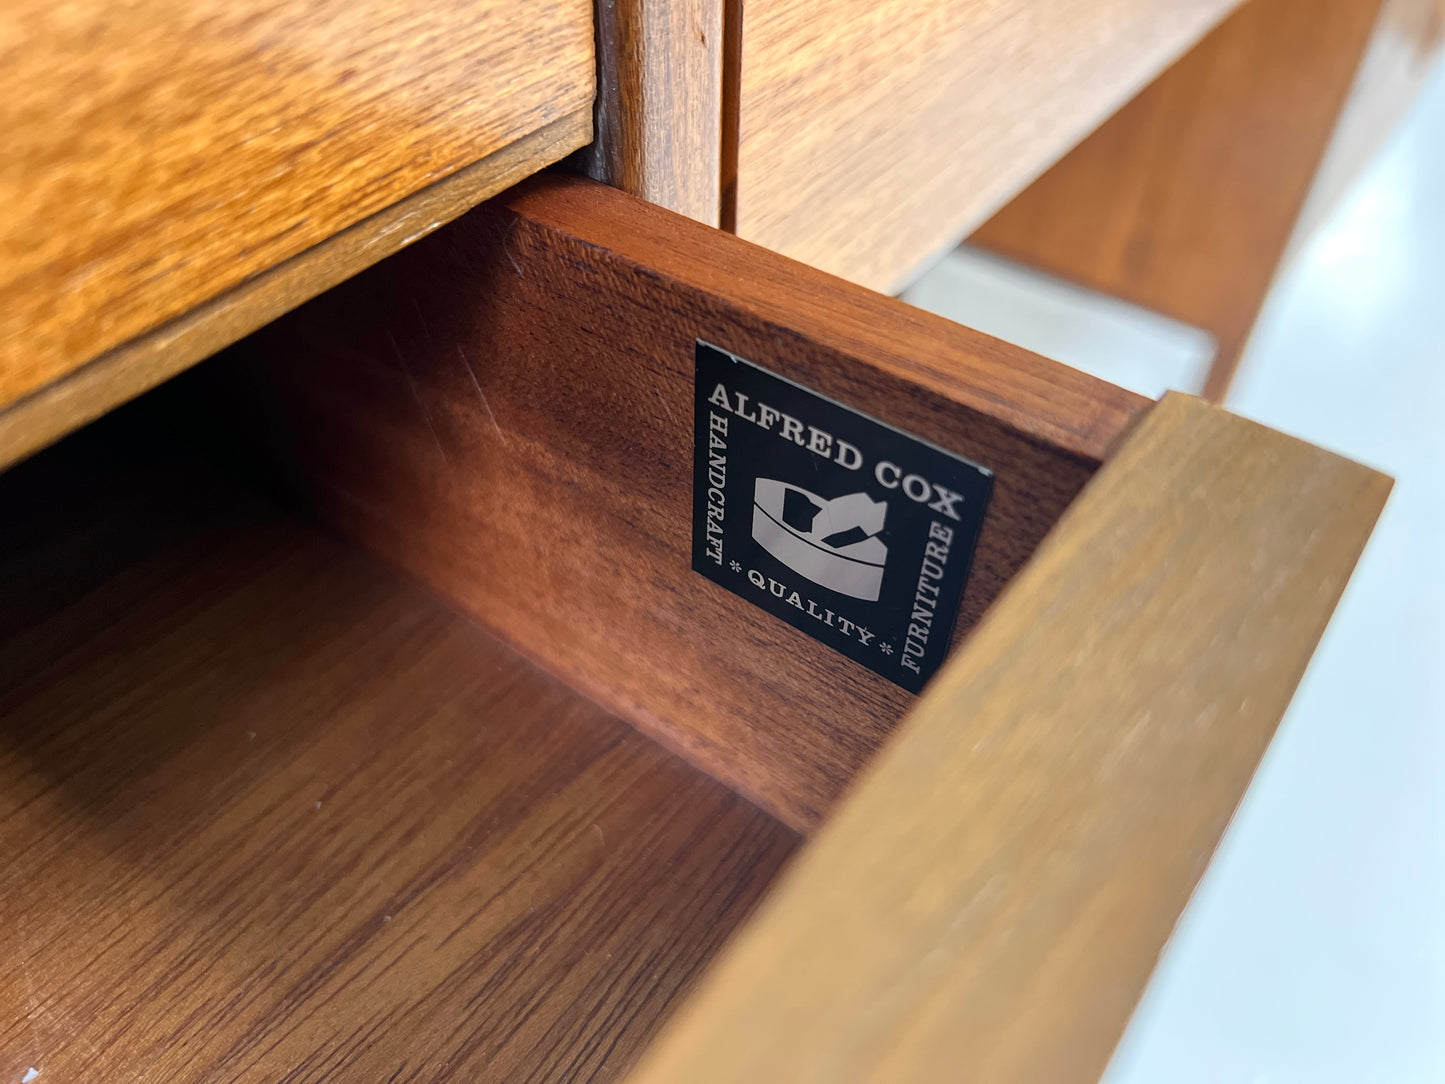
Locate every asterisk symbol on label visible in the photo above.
<box><xmin>728</xmin><ymin>560</ymin><xmax>742</xmax><ymax>572</ymax></box>
<box><xmin>879</xmin><ymin>642</ymin><xmax>894</xmax><ymax>655</ymax></box>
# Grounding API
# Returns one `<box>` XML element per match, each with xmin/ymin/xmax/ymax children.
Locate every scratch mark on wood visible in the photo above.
<box><xmin>503</xmin><ymin>220</ymin><xmax>525</xmax><ymax>278</ymax></box>
<box><xmin>408</xmin><ymin>296</ymin><xmax>433</xmax><ymax>347</ymax></box>
<box><xmin>457</xmin><ymin>345</ymin><xmax>512</xmax><ymax>450</ymax></box>
<box><xmin>651</xmin><ymin>381</ymin><xmax>676</xmax><ymax>425</ymax></box>
<box><xmin>389</xmin><ymin>331</ymin><xmax>449</xmax><ymax>467</ymax></box>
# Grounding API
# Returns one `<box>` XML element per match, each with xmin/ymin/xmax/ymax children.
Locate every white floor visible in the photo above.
<box><xmin>910</xmin><ymin>61</ymin><xmax>1445</xmax><ymax>1084</ymax></box>
<box><xmin>901</xmin><ymin>246</ymin><xmax>1216</xmax><ymax>399</ymax></box>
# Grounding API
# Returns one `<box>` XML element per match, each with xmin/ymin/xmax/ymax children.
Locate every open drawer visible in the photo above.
<box><xmin>0</xmin><ymin>176</ymin><xmax>1388</xmax><ymax>1082</ymax></box>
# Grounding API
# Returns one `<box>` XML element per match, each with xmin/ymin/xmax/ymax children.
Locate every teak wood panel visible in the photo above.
<box><xmin>971</xmin><ymin>0</ymin><xmax>1389</xmax><ymax>398</ymax></box>
<box><xmin>213</xmin><ymin>174</ymin><xmax>1148</xmax><ymax>833</ymax></box>
<box><xmin>626</xmin><ymin>394</ymin><xmax>1391</xmax><ymax>1084</ymax></box>
<box><xmin>732</xmin><ymin>0</ymin><xmax>1243</xmax><ymax>292</ymax></box>
<box><xmin>0</xmin><ymin>114</ymin><xmax>590</xmax><ymax>473</ymax></box>
<box><xmin>0</xmin><ymin>407</ymin><xmax>797</xmax><ymax>1083</ymax></box>
<box><xmin>573</xmin><ymin>0</ymin><xmax>724</xmax><ymax>226</ymax></box>
<box><xmin>0</xmin><ymin>0</ymin><xmax>594</xmax><ymax>414</ymax></box>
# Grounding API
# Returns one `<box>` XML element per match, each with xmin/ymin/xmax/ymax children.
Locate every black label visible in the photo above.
<box><xmin>691</xmin><ymin>341</ymin><xmax>992</xmax><ymax>694</ymax></box>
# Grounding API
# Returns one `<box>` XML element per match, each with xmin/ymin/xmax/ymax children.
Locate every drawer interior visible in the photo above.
<box><xmin>195</xmin><ymin>174</ymin><xmax>1148</xmax><ymax>834</ymax></box>
<box><xmin>0</xmin><ymin>395</ymin><xmax>796</xmax><ymax>1082</ymax></box>
<box><xmin>0</xmin><ymin>175</ymin><xmax>1146</xmax><ymax>1081</ymax></box>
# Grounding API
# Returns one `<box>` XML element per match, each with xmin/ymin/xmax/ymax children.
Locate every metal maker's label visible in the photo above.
<box><xmin>692</xmin><ymin>341</ymin><xmax>992</xmax><ymax>693</ymax></box>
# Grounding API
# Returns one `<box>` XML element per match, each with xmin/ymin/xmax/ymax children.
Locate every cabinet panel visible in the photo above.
<box><xmin>0</xmin><ymin>0</ymin><xmax>593</xmax><ymax>441</ymax></box>
<box><xmin>733</xmin><ymin>0</ymin><xmax>1241</xmax><ymax>291</ymax></box>
<box><xmin>971</xmin><ymin>0</ymin><xmax>1394</xmax><ymax>398</ymax></box>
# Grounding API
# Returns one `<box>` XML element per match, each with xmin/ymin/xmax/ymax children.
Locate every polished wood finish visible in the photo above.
<box><xmin>0</xmin><ymin>406</ymin><xmax>797</xmax><ymax>1084</ymax></box>
<box><xmin>0</xmin><ymin>114</ymin><xmax>591</xmax><ymax>472</ymax></box>
<box><xmin>574</xmin><ymin>0</ymin><xmax>723</xmax><ymax>225</ymax></box>
<box><xmin>212</xmin><ymin>174</ymin><xmax>1148</xmax><ymax>833</ymax></box>
<box><xmin>971</xmin><ymin>0</ymin><xmax>1388</xmax><ymax>398</ymax></box>
<box><xmin>0</xmin><ymin>0</ymin><xmax>594</xmax><ymax>414</ymax></box>
<box><xmin>626</xmin><ymin>393</ymin><xmax>1391</xmax><ymax>1084</ymax></box>
<box><xmin>731</xmin><ymin>0</ymin><xmax>1241</xmax><ymax>292</ymax></box>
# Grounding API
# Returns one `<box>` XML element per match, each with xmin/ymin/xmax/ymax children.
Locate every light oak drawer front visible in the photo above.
<box><xmin>733</xmin><ymin>0</ymin><xmax>1243</xmax><ymax>291</ymax></box>
<box><xmin>0</xmin><ymin>0</ymin><xmax>594</xmax><ymax>460</ymax></box>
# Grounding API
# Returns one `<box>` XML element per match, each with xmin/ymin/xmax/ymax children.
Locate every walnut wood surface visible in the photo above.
<box><xmin>0</xmin><ymin>0</ymin><xmax>594</xmax><ymax>412</ymax></box>
<box><xmin>574</xmin><ymin>0</ymin><xmax>723</xmax><ymax>225</ymax></box>
<box><xmin>626</xmin><ymin>394</ymin><xmax>1391</xmax><ymax>1084</ymax></box>
<box><xmin>212</xmin><ymin>173</ymin><xmax>1148</xmax><ymax>834</ymax></box>
<box><xmin>731</xmin><ymin>0</ymin><xmax>1242</xmax><ymax>292</ymax></box>
<box><xmin>0</xmin><ymin>113</ymin><xmax>591</xmax><ymax>473</ymax></box>
<box><xmin>971</xmin><ymin>0</ymin><xmax>1387</xmax><ymax>399</ymax></box>
<box><xmin>0</xmin><ymin>404</ymin><xmax>797</xmax><ymax>1083</ymax></box>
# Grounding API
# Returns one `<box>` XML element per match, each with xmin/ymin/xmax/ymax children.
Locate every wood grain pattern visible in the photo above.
<box><xmin>574</xmin><ymin>0</ymin><xmax>723</xmax><ymax>225</ymax></box>
<box><xmin>732</xmin><ymin>0</ymin><xmax>1242</xmax><ymax>292</ymax></box>
<box><xmin>625</xmin><ymin>393</ymin><xmax>1391</xmax><ymax>1084</ymax></box>
<box><xmin>971</xmin><ymin>0</ymin><xmax>1387</xmax><ymax>399</ymax></box>
<box><xmin>0</xmin><ymin>0</ymin><xmax>594</xmax><ymax>410</ymax></box>
<box><xmin>209</xmin><ymin>173</ymin><xmax>1148</xmax><ymax>834</ymax></box>
<box><xmin>0</xmin><ymin>403</ymin><xmax>797</xmax><ymax>1084</ymax></box>
<box><xmin>0</xmin><ymin>112</ymin><xmax>591</xmax><ymax>473</ymax></box>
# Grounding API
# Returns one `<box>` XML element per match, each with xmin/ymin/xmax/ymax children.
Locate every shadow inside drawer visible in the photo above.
<box><xmin>0</xmin><ymin>395</ymin><xmax>797</xmax><ymax>1084</ymax></box>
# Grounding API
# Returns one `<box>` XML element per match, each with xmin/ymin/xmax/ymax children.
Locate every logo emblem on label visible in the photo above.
<box><xmin>692</xmin><ymin>341</ymin><xmax>993</xmax><ymax>693</ymax></box>
<box><xmin>752</xmin><ymin>480</ymin><xmax>889</xmax><ymax>601</ymax></box>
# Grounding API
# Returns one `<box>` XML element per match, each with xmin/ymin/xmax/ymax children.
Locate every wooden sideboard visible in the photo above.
<box><xmin>0</xmin><ymin>2</ymin><xmax>1400</xmax><ymax>1080</ymax></box>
